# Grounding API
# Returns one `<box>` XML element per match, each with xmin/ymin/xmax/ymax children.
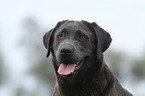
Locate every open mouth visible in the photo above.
<box><xmin>57</xmin><ymin>58</ymin><xmax>86</xmax><ymax>76</ymax></box>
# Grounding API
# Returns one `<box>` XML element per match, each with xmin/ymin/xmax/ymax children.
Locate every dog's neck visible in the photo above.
<box><xmin>53</xmin><ymin>58</ymin><xmax>114</xmax><ymax>96</ymax></box>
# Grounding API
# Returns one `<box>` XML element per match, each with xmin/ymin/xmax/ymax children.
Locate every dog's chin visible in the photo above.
<box><xmin>57</xmin><ymin>57</ymin><xmax>87</xmax><ymax>79</ymax></box>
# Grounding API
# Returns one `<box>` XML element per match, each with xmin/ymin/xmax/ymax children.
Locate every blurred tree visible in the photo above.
<box><xmin>132</xmin><ymin>51</ymin><xmax>145</xmax><ymax>81</ymax></box>
<box><xmin>19</xmin><ymin>17</ymin><xmax>55</xmax><ymax>95</ymax></box>
<box><xmin>0</xmin><ymin>51</ymin><xmax>5</xmax><ymax>85</ymax></box>
<box><xmin>0</xmin><ymin>50</ymin><xmax>8</xmax><ymax>86</ymax></box>
<box><xmin>104</xmin><ymin>49</ymin><xmax>133</xmax><ymax>83</ymax></box>
<box><xmin>20</xmin><ymin>17</ymin><xmax>43</xmax><ymax>61</ymax></box>
<box><xmin>104</xmin><ymin>49</ymin><xmax>125</xmax><ymax>79</ymax></box>
<box><xmin>14</xmin><ymin>86</ymin><xmax>29</xmax><ymax>96</ymax></box>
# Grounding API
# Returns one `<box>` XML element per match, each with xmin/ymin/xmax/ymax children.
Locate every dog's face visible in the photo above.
<box><xmin>53</xmin><ymin>21</ymin><xmax>95</xmax><ymax>77</ymax></box>
<box><xmin>43</xmin><ymin>20</ymin><xmax>112</xmax><ymax>79</ymax></box>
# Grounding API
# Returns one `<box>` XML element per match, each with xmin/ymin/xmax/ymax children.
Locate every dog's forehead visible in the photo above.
<box><xmin>65</xmin><ymin>21</ymin><xmax>87</xmax><ymax>30</ymax></box>
<box><xmin>55</xmin><ymin>21</ymin><xmax>92</xmax><ymax>35</ymax></box>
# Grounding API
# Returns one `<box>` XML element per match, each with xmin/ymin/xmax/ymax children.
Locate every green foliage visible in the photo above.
<box><xmin>104</xmin><ymin>49</ymin><xmax>125</xmax><ymax>79</ymax></box>
<box><xmin>0</xmin><ymin>51</ymin><xmax>8</xmax><ymax>86</ymax></box>
<box><xmin>132</xmin><ymin>55</ymin><xmax>145</xmax><ymax>81</ymax></box>
<box><xmin>30</xmin><ymin>59</ymin><xmax>56</xmax><ymax>92</ymax></box>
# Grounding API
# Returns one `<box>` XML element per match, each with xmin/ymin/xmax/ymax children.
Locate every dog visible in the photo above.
<box><xmin>43</xmin><ymin>20</ymin><xmax>133</xmax><ymax>96</ymax></box>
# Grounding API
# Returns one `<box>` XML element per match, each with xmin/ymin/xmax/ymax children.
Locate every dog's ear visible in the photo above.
<box><xmin>81</xmin><ymin>21</ymin><xmax>112</xmax><ymax>59</ymax></box>
<box><xmin>92</xmin><ymin>22</ymin><xmax>112</xmax><ymax>59</ymax></box>
<box><xmin>43</xmin><ymin>20</ymin><xmax>69</xmax><ymax>58</ymax></box>
<box><xmin>92</xmin><ymin>22</ymin><xmax>112</xmax><ymax>52</ymax></box>
<box><xmin>43</xmin><ymin>29</ymin><xmax>54</xmax><ymax>58</ymax></box>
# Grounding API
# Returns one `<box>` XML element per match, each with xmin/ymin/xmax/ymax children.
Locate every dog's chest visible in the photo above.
<box><xmin>53</xmin><ymin>83</ymin><xmax>101</xmax><ymax>96</ymax></box>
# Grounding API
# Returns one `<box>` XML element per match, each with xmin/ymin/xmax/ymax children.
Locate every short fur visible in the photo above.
<box><xmin>43</xmin><ymin>20</ymin><xmax>133</xmax><ymax>96</ymax></box>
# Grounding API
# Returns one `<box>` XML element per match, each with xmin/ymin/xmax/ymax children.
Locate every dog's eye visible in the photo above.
<box><xmin>79</xmin><ymin>34</ymin><xmax>86</xmax><ymax>40</ymax></box>
<box><xmin>57</xmin><ymin>34</ymin><xmax>64</xmax><ymax>39</ymax></box>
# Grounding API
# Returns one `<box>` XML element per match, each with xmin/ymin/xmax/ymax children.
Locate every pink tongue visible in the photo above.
<box><xmin>57</xmin><ymin>64</ymin><xmax>76</xmax><ymax>75</ymax></box>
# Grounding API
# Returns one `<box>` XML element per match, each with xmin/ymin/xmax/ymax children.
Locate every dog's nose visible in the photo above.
<box><xmin>60</xmin><ymin>45</ymin><xmax>73</xmax><ymax>55</ymax></box>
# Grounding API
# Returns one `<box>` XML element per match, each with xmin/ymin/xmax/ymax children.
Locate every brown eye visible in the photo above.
<box><xmin>57</xmin><ymin>34</ymin><xmax>64</xmax><ymax>39</ymax></box>
<box><xmin>79</xmin><ymin>34</ymin><xmax>86</xmax><ymax>40</ymax></box>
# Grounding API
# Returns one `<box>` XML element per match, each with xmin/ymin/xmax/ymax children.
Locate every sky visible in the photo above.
<box><xmin>1</xmin><ymin>0</ymin><xmax>145</xmax><ymax>58</ymax></box>
<box><xmin>0</xmin><ymin>0</ymin><xmax>145</xmax><ymax>96</ymax></box>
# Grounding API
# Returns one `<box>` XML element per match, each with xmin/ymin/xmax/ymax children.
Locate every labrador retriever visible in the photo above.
<box><xmin>43</xmin><ymin>20</ymin><xmax>133</xmax><ymax>96</ymax></box>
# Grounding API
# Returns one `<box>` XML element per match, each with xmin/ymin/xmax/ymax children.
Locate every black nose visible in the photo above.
<box><xmin>60</xmin><ymin>45</ymin><xmax>73</xmax><ymax>55</ymax></box>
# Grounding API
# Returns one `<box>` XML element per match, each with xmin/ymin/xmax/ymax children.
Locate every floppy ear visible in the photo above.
<box><xmin>43</xmin><ymin>29</ymin><xmax>54</xmax><ymax>58</ymax></box>
<box><xmin>92</xmin><ymin>22</ymin><xmax>112</xmax><ymax>59</ymax></box>
<box><xmin>43</xmin><ymin>20</ymin><xmax>69</xmax><ymax>58</ymax></box>
<box><xmin>81</xmin><ymin>20</ymin><xmax>112</xmax><ymax>59</ymax></box>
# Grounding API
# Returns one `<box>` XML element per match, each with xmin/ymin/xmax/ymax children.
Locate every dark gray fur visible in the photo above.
<box><xmin>43</xmin><ymin>20</ymin><xmax>133</xmax><ymax>96</ymax></box>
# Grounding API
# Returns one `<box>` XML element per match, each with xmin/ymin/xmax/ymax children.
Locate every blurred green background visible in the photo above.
<box><xmin>0</xmin><ymin>0</ymin><xmax>145</xmax><ymax>96</ymax></box>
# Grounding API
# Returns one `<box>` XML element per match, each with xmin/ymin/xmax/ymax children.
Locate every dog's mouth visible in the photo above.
<box><xmin>57</xmin><ymin>58</ymin><xmax>86</xmax><ymax>77</ymax></box>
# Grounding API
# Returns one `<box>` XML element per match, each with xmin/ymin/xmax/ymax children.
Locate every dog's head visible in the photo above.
<box><xmin>43</xmin><ymin>20</ymin><xmax>112</xmax><ymax>79</ymax></box>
